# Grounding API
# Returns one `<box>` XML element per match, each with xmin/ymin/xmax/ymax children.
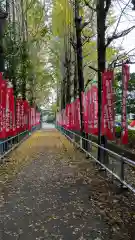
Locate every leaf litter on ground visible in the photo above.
<box><xmin>0</xmin><ymin>130</ymin><xmax>135</xmax><ymax>239</ymax></box>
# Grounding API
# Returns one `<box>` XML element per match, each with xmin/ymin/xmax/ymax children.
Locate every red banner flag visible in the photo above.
<box><xmin>87</xmin><ymin>86</ymin><xmax>98</xmax><ymax>135</ymax></box>
<box><xmin>69</xmin><ymin>104</ymin><xmax>72</xmax><ymax>130</ymax></box>
<box><xmin>81</xmin><ymin>92</ymin><xmax>85</xmax><ymax>127</ymax></box>
<box><xmin>0</xmin><ymin>73</ymin><xmax>3</xmax><ymax>138</ymax></box>
<box><xmin>16</xmin><ymin>99</ymin><xmax>21</xmax><ymax>133</ymax></box>
<box><xmin>87</xmin><ymin>89</ymin><xmax>92</xmax><ymax>134</ymax></box>
<box><xmin>85</xmin><ymin>92</ymin><xmax>89</xmax><ymax>133</ymax></box>
<box><xmin>74</xmin><ymin>98</ymin><xmax>80</xmax><ymax>131</ymax></box>
<box><xmin>0</xmin><ymin>75</ymin><xmax>7</xmax><ymax>139</ymax></box>
<box><xmin>63</xmin><ymin>109</ymin><xmax>66</xmax><ymax>128</ymax></box>
<box><xmin>31</xmin><ymin>108</ymin><xmax>33</xmax><ymax>127</ymax></box>
<box><xmin>66</xmin><ymin>104</ymin><xmax>70</xmax><ymax>129</ymax></box>
<box><xmin>71</xmin><ymin>102</ymin><xmax>74</xmax><ymax>130</ymax></box>
<box><xmin>11</xmin><ymin>93</ymin><xmax>16</xmax><ymax>136</ymax></box>
<box><xmin>70</xmin><ymin>102</ymin><xmax>74</xmax><ymax>130</ymax></box>
<box><xmin>6</xmin><ymin>87</ymin><xmax>14</xmax><ymax>137</ymax></box>
<box><xmin>30</xmin><ymin>107</ymin><xmax>35</xmax><ymax>127</ymax></box>
<box><xmin>82</xmin><ymin>92</ymin><xmax>88</xmax><ymax>133</ymax></box>
<box><xmin>102</xmin><ymin>71</ymin><xmax>115</xmax><ymax>140</ymax></box>
<box><xmin>24</xmin><ymin>100</ymin><xmax>29</xmax><ymax>130</ymax></box>
<box><xmin>28</xmin><ymin>104</ymin><xmax>31</xmax><ymax>131</ymax></box>
<box><xmin>92</xmin><ymin>86</ymin><xmax>98</xmax><ymax>135</ymax></box>
<box><xmin>121</xmin><ymin>64</ymin><xmax>130</xmax><ymax>144</ymax></box>
<box><xmin>36</xmin><ymin>112</ymin><xmax>40</xmax><ymax>125</ymax></box>
<box><xmin>20</xmin><ymin>100</ymin><xmax>25</xmax><ymax>131</ymax></box>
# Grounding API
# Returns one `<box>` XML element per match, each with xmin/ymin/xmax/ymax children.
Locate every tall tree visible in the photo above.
<box><xmin>3</xmin><ymin>0</ymin><xmax>51</xmax><ymax>106</ymax></box>
<box><xmin>83</xmin><ymin>0</ymin><xmax>135</xmax><ymax>158</ymax></box>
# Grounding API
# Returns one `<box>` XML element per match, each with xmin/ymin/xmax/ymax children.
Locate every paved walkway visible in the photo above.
<box><xmin>0</xmin><ymin>130</ymin><xmax>135</xmax><ymax>240</ymax></box>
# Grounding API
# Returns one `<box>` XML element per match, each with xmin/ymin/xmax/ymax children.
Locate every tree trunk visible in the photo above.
<box><xmin>73</xmin><ymin>29</ymin><xmax>78</xmax><ymax>99</ymax></box>
<box><xmin>96</xmin><ymin>0</ymin><xmax>106</xmax><ymax>160</ymax></box>
<box><xmin>61</xmin><ymin>77</ymin><xmax>66</xmax><ymax>109</ymax></box>
<box><xmin>73</xmin><ymin>59</ymin><xmax>78</xmax><ymax>99</ymax></box>
<box><xmin>21</xmin><ymin>0</ymin><xmax>26</xmax><ymax>100</ymax></box>
<box><xmin>65</xmin><ymin>25</ymin><xmax>71</xmax><ymax>105</ymax></box>
<box><xmin>74</xmin><ymin>0</ymin><xmax>84</xmax><ymax>133</ymax></box>
<box><xmin>66</xmin><ymin>59</ymin><xmax>71</xmax><ymax>104</ymax></box>
<box><xmin>11</xmin><ymin>0</ymin><xmax>17</xmax><ymax>98</ymax></box>
<box><xmin>0</xmin><ymin>1</ymin><xmax>8</xmax><ymax>72</ymax></box>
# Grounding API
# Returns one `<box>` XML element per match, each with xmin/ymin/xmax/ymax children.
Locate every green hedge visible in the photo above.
<box><xmin>128</xmin><ymin>120</ymin><xmax>132</xmax><ymax>125</ymax></box>
<box><xmin>115</xmin><ymin>126</ymin><xmax>121</xmax><ymax>133</ymax></box>
<box><xmin>128</xmin><ymin>129</ymin><xmax>135</xmax><ymax>148</ymax></box>
<box><xmin>115</xmin><ymin>126</ymin><xmax>135</xmax><ymax>148</ymax></box>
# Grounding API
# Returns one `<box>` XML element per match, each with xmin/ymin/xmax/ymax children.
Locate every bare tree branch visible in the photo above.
<box><xmin>84</xmin><ymin>0</ymin><xmax>96</xmax><ymax>11</ymax></box>
<box><xmin>82</xmin><ymin>33</ymin><xmax>96</xmax><ymax>46</ymax></box>
<box><xmin>70</xmin><ymin>37</ymin><xmax>76</xmax><ymax>50</ymax></box>
<box><xmin>88</xmin><ymin>65</ymin><xmax>98</xmax><ymax>72</ymax></box>
<box><xmin>85</xmin><ymin>78</ymin><xmax>92</xmax><ymax>89</ymax></box>
<box><xmin>109</xmin><ymin>47</ymin><xmax>135</xmax><ymax>68</ymax></box>
<box><xmin>115</xmin><ymin>60</ymin><xmax>135</xmax><ymax>67</ymax></box>
<box><xmin>111</xmin><ymin>0</ymin><xmax>131</xmax><ymax>39</ymax></box>
<box><xmin>80</xmin><ymin>21</ymin><xmax>91</xmax><ymax>31</ymax></box>
<box><xmin>106</xmin><ymin>26</ymin><xmax>135</xmax><ymax>48</ymax></box>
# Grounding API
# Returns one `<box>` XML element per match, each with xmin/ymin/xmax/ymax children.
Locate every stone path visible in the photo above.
<box><xmin>0</xmin><ymin>130</ymin><xmax>135</xmax><ymax>240</ymax></box>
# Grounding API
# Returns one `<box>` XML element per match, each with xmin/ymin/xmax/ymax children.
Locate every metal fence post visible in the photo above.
<box><xmin>17</xmin><ymin>133</ymin><xmax>19</xmax><ymax>143</ymax></box>
<box><xmin>0</xmin><ymin>141</ymin><xmax>3</xmax><ymax>155</ymax></box>
<box><xmin>120</xmin><ymin>157</ymin><xmax>125</xmax><ymax>189</ymax></box>
<box><xmin>101</xmin><ymin>135</ymin><xmax>108</xmax><ymax>164</ymax></box>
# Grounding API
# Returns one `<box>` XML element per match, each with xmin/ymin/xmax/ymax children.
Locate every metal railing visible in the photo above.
<box><xmin>57</xmin><ymin>125</ymin><xmax>135</xmax><ymax>195</ymax></box>
<box><xmin>0</xmin><ymin>124</ymin><xmax>41</xmax><ymax>163</ymax></box>
<box><xmin>0</xmin><ymin>131</ymin><xmax>30</xmax><ymax>163</ymax></box>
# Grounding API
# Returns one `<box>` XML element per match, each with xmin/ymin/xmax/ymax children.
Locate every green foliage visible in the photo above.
<box><xmin>2</xmin><ymin>0</ymin><xmax>133</xmax><ymax>109</ymax></box>
<box><xmin>52</xmin><ymin>0</ymin><xmax>73</xmax><ymax>37</ymax></box>
<box><xmin>115</xmin><ymin>126</ymin><xmax>121</xmax><ymax>133</ymax></box>
<box><xmin>115</xmin><ymin>72</ymin><xmax>135</xmax><ymax>114</ymax></box>
<box><xmin>51</xmin><ymin>103</ymin><xmax>57</xmax><ymax>113</ymax></box>
<box><xmin>128</xmin><ymin>119</ymin><xmax>132</xmax><ymax>125</ymax></box>
<box><xmin>46</xmin><ymin>114</ymin><xmax>55</xmax><ymax>123</ymax></box>
<box><xmin>1</xmin><ymin>0</ymin><xmax>53</xmax><ymax>105</ymax></box>
<box><xmin>115</xmin><ymin>126</ymin><xmax>135</xmax><ymax>148</ymax></box>
<box><xmin>51</xmin><ymin>0</ymin><xmax>121</xmax><ymax>97</ymax></box>
<box><xmin>128</xmin><ymin>129</ymin><xmax>135</xmax><ymax>148</ymax></box>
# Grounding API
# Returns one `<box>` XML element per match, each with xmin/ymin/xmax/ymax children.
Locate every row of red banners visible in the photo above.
<box><xmin>56</xmin><ymin>64</ymin><xmax>130</xmax><ymax>144</ymax></box>
<box><xmin>0</xmin><ymin>73</ymin><xmax>41</xmax><ymax>139</ymax></box>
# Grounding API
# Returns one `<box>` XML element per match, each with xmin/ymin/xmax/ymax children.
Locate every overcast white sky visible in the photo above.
<box><xmin>114</xmin><ymin>0</ymin><xmax>135</xmax><ymax>72</ymax></box>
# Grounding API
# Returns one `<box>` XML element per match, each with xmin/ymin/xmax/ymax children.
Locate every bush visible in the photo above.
<box><xmin>115</xmin><ymin>127</ymin><xmax>135</xmax><ymax>148</ymax></box>
<box><xmin>115</xmin><ymin>126</ymin><xmax>121</xmax><ymax>133</ymax></box>
<box><xmin>128</xmin><ymin>119</ymin><xmax>132</xmax><ymax>125</ymax></box>
<box><xmin>115</xmin><ymin>126</ymin><xmax>121</xmax><ymax>138</ymax></box>
<box><xmin>128</xmin><ymin>129</ymin><xmax>135</xmax><ymax>148</ymax></box>
<box><xmin>46</xmin><ymin>115</ymin><xmax>55</xmax><ymax>123</ymax></box>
